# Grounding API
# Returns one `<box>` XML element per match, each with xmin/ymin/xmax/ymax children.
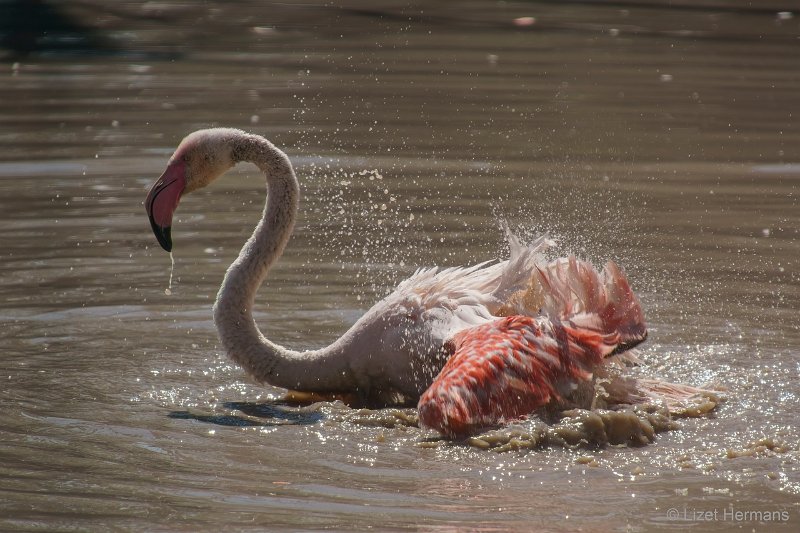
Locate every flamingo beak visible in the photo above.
<box><xmin>145</xmin><ymin>161</ymin><xmax>186</xmax><ymax>252</ymax></box>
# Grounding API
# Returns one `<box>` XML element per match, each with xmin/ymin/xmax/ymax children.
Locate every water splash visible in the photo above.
<box><xmin>165</xmin><ymin>251</ymin><xmax>175</xmax><ymax>295</ymax></box>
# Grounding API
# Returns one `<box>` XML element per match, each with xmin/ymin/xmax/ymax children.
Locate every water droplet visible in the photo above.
<box><xmin>165</xmin><ymin>251</ymin><xmax>175</xmax><ymax>295</ymax></box>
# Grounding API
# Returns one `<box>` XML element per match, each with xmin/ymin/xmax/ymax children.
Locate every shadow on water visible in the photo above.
<box><xmin>0</xmin><ymin>0</ymin><xmax>113</xmax><ymax>58</ymax></box>
<box><xmin>168</xmin><ymin>400</ymin><xmax>325</xmax><ymax>428</ymax></box>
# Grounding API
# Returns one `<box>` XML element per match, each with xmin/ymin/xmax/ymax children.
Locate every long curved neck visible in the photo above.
<box><xmin>213</xmin><ymin>134</ymin><xmax>353</xmax><ymax>391</ymax></box>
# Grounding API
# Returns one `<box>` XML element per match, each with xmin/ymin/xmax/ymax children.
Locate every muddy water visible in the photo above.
<box><xmin>1</xmin><ymin>1</ymin><xmax>799</xmax><ymax>531</ymax></box>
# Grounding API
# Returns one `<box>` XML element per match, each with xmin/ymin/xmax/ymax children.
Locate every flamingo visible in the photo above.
<box><xmin>145</xmin><ymin>128</ymin><xmax>712</xmax><ymax>438</ymax></box>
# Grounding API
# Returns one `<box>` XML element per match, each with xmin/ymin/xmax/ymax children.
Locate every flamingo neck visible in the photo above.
<box><xmin>212</xmin><ymin>133</ymin><xmax>353</xmax><ymax>391</ymax></box>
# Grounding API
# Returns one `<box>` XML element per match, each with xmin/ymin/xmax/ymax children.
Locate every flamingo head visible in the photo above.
<box><xmin>145</xmin><ymin>129</ymin><xmax>239</xmax><ymax>251</ymax></box>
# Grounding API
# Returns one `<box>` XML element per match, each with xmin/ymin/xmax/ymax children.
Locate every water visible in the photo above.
<box><xmin>1</xmin><ymin>1</ymin><xmax>799</xmax><ymax>530</ymax></box>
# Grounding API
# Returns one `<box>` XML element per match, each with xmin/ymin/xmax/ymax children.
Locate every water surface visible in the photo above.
<box><xmin>1</xmin><ymin>1</ymin><xmax>798</xmax><ymax>531</ymax></box>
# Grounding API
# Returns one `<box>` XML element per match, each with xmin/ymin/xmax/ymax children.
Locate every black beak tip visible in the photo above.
<box><xmin>148</xmin><ymin>214</ymin><xmax>173</xmax><ymax>252</ymax></box>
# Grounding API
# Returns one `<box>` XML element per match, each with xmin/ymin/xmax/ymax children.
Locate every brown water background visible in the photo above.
<box><xmin>1</xmin><ymin>1</ymin><xmax>798</xmax><ymax>531</ymax></box>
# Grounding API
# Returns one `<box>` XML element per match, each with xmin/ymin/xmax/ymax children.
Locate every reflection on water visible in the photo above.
<box><xmin>1</xmin><ymin>1</ymin><xmax>798</xmax><ymax>531</ymax></box>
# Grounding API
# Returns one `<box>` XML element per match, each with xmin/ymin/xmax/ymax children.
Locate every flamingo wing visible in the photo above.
<box><xmin>417</xmin><ymin>254</ymin><xmax>649</xmax><ymax>438</ymax></box>
<box><xmin>417</xmin><ymin>315</ymin><xmax>618</xmax><ymax>437</ymax></box>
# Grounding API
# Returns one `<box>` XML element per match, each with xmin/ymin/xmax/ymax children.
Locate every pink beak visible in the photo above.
<box><xmin>145</xmin><ymin>161</ymin><xmax>186</xmax><ymax>252</ymax></box>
